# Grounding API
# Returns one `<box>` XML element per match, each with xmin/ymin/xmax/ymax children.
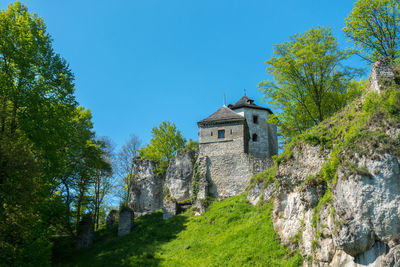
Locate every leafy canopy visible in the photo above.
<box><xmin>344</xmin><ymin>0</ymin><xmax>400</xmax><ymax>63</ymax></box>
<box><xmin>139</xmin><ymin>121</ymin><xmax>186</xmax><ymax>175</ymax></box>
<box><xmin>0</xmin><ymin>2</ymin><xmax>111</xmax><ymax>264</ymax></box>
<box><xmin>258</xmin><ymin>26</ymin><xmax>364</xmax><ymax>143</ymax></box>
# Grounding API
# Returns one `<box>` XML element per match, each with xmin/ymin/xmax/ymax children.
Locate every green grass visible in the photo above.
<box><xmin>53</xmin><ymin>195</ymin><xmax>302</xmax><ymax>266</ymax></box>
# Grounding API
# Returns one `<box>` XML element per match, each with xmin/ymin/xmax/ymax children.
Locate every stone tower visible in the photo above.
<box><xmin>228</xmin><ymin>95</ymin><xmax>278</xmax><ymax>157</ymax></box>
<box><xmin>196</xmin><ymin>95</ymin><xmax>277</xmax><ymax>199</ymax></box>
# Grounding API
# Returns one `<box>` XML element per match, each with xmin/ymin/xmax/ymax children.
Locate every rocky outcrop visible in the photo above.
<box><xmin>118</xmin><ymin>207</ymin><xmax>134</xmax><ymax>236</ymax></box>
<box><xmin>335</xmin><ymin>153</ymin><xmax>400</xmax><ymax>257</ymax></box>
<box><xmin>128</xmin><ymin>150</ymin><xmax>196</xmax><ymax>219</ymax></box>
<box><xmin>129</xmin><ymin>157</ymin><xmax>163</xmax><ymax>216</ymax></box>
<box><xmin>192</xmin><ymin>156</ymin><xmax>210</xmax><ymax>215</ymax></box>
<box><xmin>246</xmin><ymin>58</ymin><xmax>400</xmax><ymax>266</ymax></box>
<box><xmin>246</xmin><ymin>181</ymin><xmax>275</xmax><ymax>206</ymax></box>
<box><xmin>248</xmin><ymin>136</ymin><xmax>400</xmax><ymax>266</ymax></box>
<box><xmin>165</xmin><ymin>150</ymin><xmax>195</xmax><ymax>201</ymax></box>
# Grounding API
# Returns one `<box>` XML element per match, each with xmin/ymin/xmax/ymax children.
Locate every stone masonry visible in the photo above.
<box><xmin>196</xmin><ymin>96</ymin><xmax>277</xmax><ymax>199</ymax></box>
<box><xmin>369</xmin><ymin>57</ymin><xmax>395</xmax><ymax>93</ymax></box>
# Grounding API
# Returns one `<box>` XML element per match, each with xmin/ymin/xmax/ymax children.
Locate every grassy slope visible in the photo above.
<box><xmin>54</xmin><ymin>195</ymin><xmax>302</xmax><ymax>266</ymax></box>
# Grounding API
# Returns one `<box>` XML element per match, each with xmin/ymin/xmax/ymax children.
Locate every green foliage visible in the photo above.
<box><xmin>185</xmin><ymin>139</ymin><xmax>199</xmax><ymax>153</ymax></box>
<box><xmin>343</xmin><ymin>0</ymin><xmax>400</xmax><ymax>63</ymax></box>
<box><xmin>54</xmin><ymin>195</ymin><xmax>302</xmax><ymax>266</ymax></box>
<box><xmin>0</xmin><ymin>3</ymin><xmax>112</xmax><ymax>264</ymax></box>
<box><xmin>250</xmin><ymin>164</ymin><xmax>277</xmax><ymax>187</ymax></box>
<box><xmin>258</xmin><ymin>26</ymin><xmax>364</xmax><ymax>142</ymax></box>
<box><xmin>312</xmin><ymin>190</ymin><xmax>333</xmax><ymax>229</ymax></box>
<box><xmin>139</xmin><ymin>121</ymin><xmax>186</xmax><ymax>176</ymax></box>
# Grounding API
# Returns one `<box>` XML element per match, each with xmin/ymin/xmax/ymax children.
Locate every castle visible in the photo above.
<box><xmin>198</xmin><ymin>95</ymin><xmax>277</xmax><ymax>158</ymax></box>
<box><xmin>196</xmin><ymin>95</ymin><xmax>277</xmax><ymax>198</ymax></box>
<box><xmin>129</xmin><ymin>94</ymin><xmax>277</xmax><ymax>217</ymax></box>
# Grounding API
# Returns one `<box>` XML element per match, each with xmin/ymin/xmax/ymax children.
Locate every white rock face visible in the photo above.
<box><xmin>248</xmin><ymin>136</ymin><xmax>400</xmax><ymax>266</ymax></box>
<box><xmin>272</xmin><ymin>143</ymin><xmax>330</xmax><ymax>247</ymax></box>
<box><xmin>246</xmin><ymin>182</ymin><xmax>275</xmax><ymax>206</ymax></box>
<box><xmin>129</xmin><ymin>157</ymin><xmax>163</xmax><ymax>216</ymax></box>
<box><xmin>335</xmin><ymin>154</ymin><xmax>400</xmax><ymax>256</ymax></box>
<box><xmin>165</xmin><ymin>150</ymin><xmax>195</xmax><ymax>201</ymax></box>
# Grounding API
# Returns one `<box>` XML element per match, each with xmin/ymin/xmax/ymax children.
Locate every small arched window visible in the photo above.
<box><xmin>252</xmin><ymin>133</ymin><xmax>258</xmax><ymax>142</ymax></box>
<box><xmin>211</xmin><ymin>131</ymin><xmax>213</xmax><ymax>136</ymax></box>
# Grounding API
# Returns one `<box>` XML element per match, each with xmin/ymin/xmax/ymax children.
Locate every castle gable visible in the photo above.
<box><xmin>228</xmin><ymin>95</ymin><xmax>273</xmax><ymax>114</ymax></box>
<box><xmin>198</xmin><ymin>106</ymin><xmax>245</xmax><ymax>126</ymax></box>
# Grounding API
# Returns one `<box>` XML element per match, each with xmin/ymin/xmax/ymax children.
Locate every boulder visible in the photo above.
<box><xmin>118</xmin><ymin>207</ymin><xmax>134</xmax><ymax>236</ymax></box>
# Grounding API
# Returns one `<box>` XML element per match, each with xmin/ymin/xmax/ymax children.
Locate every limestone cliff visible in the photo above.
<box><xmin>247</xmin><ymin>58</ymin><xmax>400</xmax><ymax>266</ymax></box>
<box><xmin>129</xmin><ymin>150</ymin><xmax>196</xmax><ymax>217</ymax></box>
<box><xmin>129</xmin><ymin>157</ymin><xmax>163</xmax><ymax>216</ymax></box>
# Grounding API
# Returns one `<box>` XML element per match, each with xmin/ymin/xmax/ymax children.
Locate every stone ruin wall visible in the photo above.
<box><xmin>369</xmin><ymin>57</ymin><xmax>395</xmax><ymax>93</ymax></box>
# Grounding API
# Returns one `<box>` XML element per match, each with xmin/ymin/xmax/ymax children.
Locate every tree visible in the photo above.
<box><xmin>116</xmin><ymin>134</ymin><xmax>141</xmax><ymax>205</ymax></box>
<box><xmin>258</xmin><ymin>27</ymin><xmax>364</xmax><ymax>142</ymax></box>
<box><xmin>343</xmin><ymin>0</ymin><xmax>400</xmax><ymax>63</ymax></box>
<box><xmin>0</xmin><ymin>3</ymin><xmax>110</xmax><ymax>264</ymax></box>
<box><xmin>139</xmin><ymin>121</ymin><xmax>186</xmax><ymax>175</ymax></box>
<box><xmin>92</xmin><ymin>137</ymin><xmax>114</xmax><ymax>230</ymax></box>
<box><xmin>0</xmin><ymin>2</ymin><xmax>77</xmax><ymax>264</ymax></box>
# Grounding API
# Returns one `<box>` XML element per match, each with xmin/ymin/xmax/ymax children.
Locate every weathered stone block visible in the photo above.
<box><xmin>76</xmin><ymin>215</ymin><xmax>94</xmax><ymax>248</ymax></box>
<box><xmin>162</xmin><ymin>198</ymin><xmax>178</xmax><ymax>220</ymax></box>
<box><xmin>118</xmin><ymin>207</ymin><xmax>134</xmax><ymax>236</ymax></box>
<box><xmin>106</xmin><ymin>210</ymin><xmax>117</xmax><ymax>227</ymax></box>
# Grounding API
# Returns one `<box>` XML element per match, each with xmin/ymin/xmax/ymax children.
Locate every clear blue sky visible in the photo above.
<box><xmin>2</xmin><ymin>0</ymin><xmax>367</xmax><ymax>150</ymax></box>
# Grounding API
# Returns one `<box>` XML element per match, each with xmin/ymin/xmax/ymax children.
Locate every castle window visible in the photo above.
<box><xmin>253</xmin><ymin>115</ymin><xmax>258</xmax><ymax>124</ymax></box>
<box><xmin>211</xmin><ymin>131</ymin><xmax>213</xmax><ymax>136</ymax></box>
<box><xmin>218</xmin><ymin>130</ymin><xmax>225</xmax><ymax>139</ymax></box>
<box><xmin>252</xmin><ymin>133</ymin><xmax>258</xmax><ymax>142</ymax></box>
<box><xmin>230</xmin><ymin>129</ymin><xmax>233</xmax><ymax>135</ymax></box>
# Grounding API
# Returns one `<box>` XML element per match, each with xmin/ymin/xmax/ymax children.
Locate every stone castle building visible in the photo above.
<box><xmin>129</xmin><ymin>94</ymin><xmax>278</xmax><ymax>217</ymax></box>
<box><xmin>196</xmin><ymin>95</ymin><xmax>278</xmax><ymax>198</ymax></box>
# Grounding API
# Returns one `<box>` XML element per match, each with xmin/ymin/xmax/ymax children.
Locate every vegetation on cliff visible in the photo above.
<box><xmin>139</xmin><ymin>121</ymin><xmax>187</xmax><ymax>176</ymax></box>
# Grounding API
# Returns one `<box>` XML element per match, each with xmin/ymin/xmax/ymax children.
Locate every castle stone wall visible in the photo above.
<box><xmin>199</xmin><ymin>121</ymin><xmax>247</xmax><ymax>156</ymax></box>
<box><xmin>234</xmin><ymin>108</ymin><xmax>277</xmax><ymax>158</ymax></box>
<box><xmin>197</xmin><ymin>153</ymin><xmax>272</xmax><ymax>199</ymax></box>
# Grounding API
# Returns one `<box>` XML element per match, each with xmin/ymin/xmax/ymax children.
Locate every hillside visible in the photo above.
<box><xmin>247</xmin><ymin>58</ymin><xmax>400</xmax><ymax>266</ymax></box>
<box><xmin>54</xmin><ymin>194</ymin><xmax>302</xmax><ymax>266</ymax></box>
<box><xmin>53</xmin><ymin>59</ymin><xmax>400</xmax><ymax>267</ymax></box>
